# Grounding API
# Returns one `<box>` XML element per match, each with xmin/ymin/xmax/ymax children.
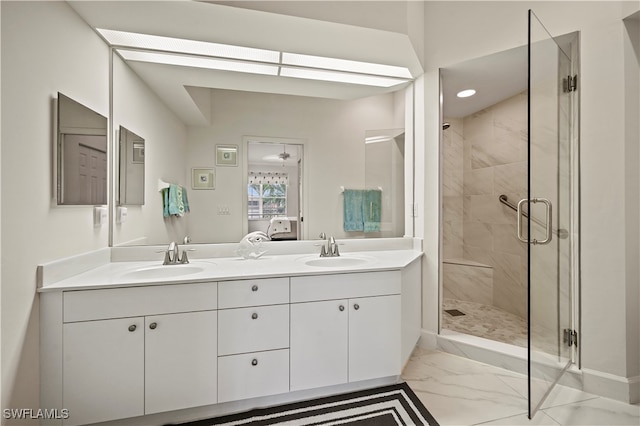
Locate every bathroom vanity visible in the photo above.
<box><xmin>39</xmin><ymin>241</ymin><xmax>422</xmax><ymax>426</ymax></box>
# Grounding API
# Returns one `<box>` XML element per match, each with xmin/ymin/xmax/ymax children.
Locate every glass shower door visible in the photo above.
<box><xmin>525</xmin><ymin>10</ymin><xmax>575</xmax><ymax>418</ymax></box>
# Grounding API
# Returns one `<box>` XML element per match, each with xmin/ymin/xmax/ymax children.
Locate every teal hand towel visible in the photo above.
<box><xmin>181</xmin><ymin>186</ymin><xmax>190</xmax><ymax>213</ymax></box>
<box><xmin>167</xmin><ymin>184</ymin><xmax>187</xmax><ymax>216</ymax></box>
<box><xmin>162</xmin><ymin>188</ymin><xmax>170</xmax><ymax>217</ymax></box>
<box><xmin>364</xmin><ymin>189</ymin><xmax>382</xmax><ymax>233</ymax></box>
<box><xmin>343</xmin><ymin>189</ymin><xmax>364</xmax><ymax>232</ymax></box>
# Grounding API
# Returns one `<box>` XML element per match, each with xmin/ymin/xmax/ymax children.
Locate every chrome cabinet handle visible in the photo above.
<box><xmin>149</xmin><ymin>322</ymin><xmax>158</xmax><ymax>330</ymax></box>
<box><xmin>251</xmin><ymin>312</ymin><xmax>258</xmax><ymax>320</ymax></box>
<box><xmin>353</xmin><ymin>303</ymin><xmax>360</xmax><ymax>310</ymax></box>
<box><xmin>251</xmin><ymin>359</ymin><xmax>258</xmax><ymax>366</ymax></box>
<box><xmin>251</xmin><ymin>285</ymin><xmax>258</xmax><ymax>292</ymax></box>
<box><xmin>339</xmin><ymin>305</ymin><xmax>345</xmax><ymax>312</ymax></box>
<box><xmin>128</xmin><ymin>325</ymin><xmax>137</xmax><ymax>332</ymax></box>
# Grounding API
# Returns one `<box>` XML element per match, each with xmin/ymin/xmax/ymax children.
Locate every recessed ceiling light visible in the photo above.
<box><xmin>99</xmin><ymin>28</ymin><xmax>280</xmax><ymax>63</ymax></box>
<box><xmin>280</xmin><ymin>67</ymin><xmax>409</xmax><ymax>88</ymax></box>
<box><xmin>116</xmin><ymin>50</ymin><xmax>279</xmax><ymax>76</ymax></box>
<box><xmin>456</xmin><ymin>89</ymin><xmax>477</xmax><ymax>98</ymax></box>
<box><xmin>281</xmin><ymin>52</ymin><xmax>412</xmax><ymax>79</ymax></box>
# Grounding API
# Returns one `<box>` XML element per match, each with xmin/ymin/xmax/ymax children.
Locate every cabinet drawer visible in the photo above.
<box><xmin>218</xmin><ymin>349</ymin><xmax>289</xmax><ymax>403</ymax></box>
<box><xmin>63</xmin><ymin>283</ymin><xmax>218</xmax><ymax>322</ymax></box>
<box><xmin>218</xmin><ymin>305</ymin><xmax>289</xmax><ymax>355</ymax></box>
<box><xmin>290</xmin><ymin>271</ymin><xmax>401</xmax><ymax>303</ymax></box>
<box><xmin>218</xmin><ymin>277</ymin><xmax>289</xmax><ymax>308</ymax></box>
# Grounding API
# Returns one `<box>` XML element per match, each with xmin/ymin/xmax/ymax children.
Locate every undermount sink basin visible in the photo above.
<box><xmin>119</xmin><ymin>264</ymin><xmax>206</xmax><ymax>280</ymax></box>
<box><xmin>304</xmin><ymin>257</ymin><xmax>370</xmax><ymax>268</ymax></box>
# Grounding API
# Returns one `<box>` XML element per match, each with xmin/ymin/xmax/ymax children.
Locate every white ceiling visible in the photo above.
<box><xmin>68</xmin><ymin>1</ymin><xmax>422</xmax><ymax>126</ymax></box>
<box><xmin>248</xmin><ymin>142</ymin><xmax>301</xmax><ymax>167</ymax></box>
<box><xmin>441</xmin><ymin>44</ymin><xmax>528</xmax><ymax>118</ymax></box>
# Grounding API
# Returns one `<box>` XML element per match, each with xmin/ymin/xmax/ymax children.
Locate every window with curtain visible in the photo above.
<box><xmin>248</xmin><ymin>172</ymin><xmax>288</xmax><ymax>219</ymax></box>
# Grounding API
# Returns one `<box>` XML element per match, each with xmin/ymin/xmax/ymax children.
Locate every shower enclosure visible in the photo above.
<box><xmin>439</xmin><ymin>10</ymin><xmax>580</xmax><ymax>419</ymax></box>
<box><xmin>526</xmin><ymin>10</ymin><xmax>579</xmax><ymax>418</ymax></box>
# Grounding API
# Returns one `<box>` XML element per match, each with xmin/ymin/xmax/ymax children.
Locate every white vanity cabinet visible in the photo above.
<box><xmin>217</xmin><ymin>278</ymin><xmax>290</xmax><ymax>403</ymax></box>
<box><xmin>58</xmin><ymin>283</ymin><xmax>218</xmax><ymax>426</ymax></box>
<box><xmin>290</xmin><ymin>271</ymin><xmax>402</xmax><ymax>392</ymax></box>
<box><xmin>40</xmin><ymin>254</ymin><xmax>422</xmax><ymax>426</ymax></box>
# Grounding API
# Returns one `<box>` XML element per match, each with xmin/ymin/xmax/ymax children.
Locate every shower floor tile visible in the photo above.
<box><xmin>442</xmin><ymin>298</ymin><xmax>528</xmax><ymax>347</ymax></box>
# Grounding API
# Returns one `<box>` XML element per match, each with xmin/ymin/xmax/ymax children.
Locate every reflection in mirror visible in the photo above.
<box><xmin>247</xmin><ymin>141</ymin><xmax>304</xmax><ymax>241</ymax></box>
<box><xmin>57</xmin><ymin>93</ymin><xmax>108</xmax><ymax>205</ymax></box>
<box><xmin>364</xmin><ymin>129</ymin><xmax>405</xmax><ymax>238</ymax></box>
<box><xmin>118</xmin><ymin>126</ymin><xmax>145</xmax><ymax>205</ymax></box>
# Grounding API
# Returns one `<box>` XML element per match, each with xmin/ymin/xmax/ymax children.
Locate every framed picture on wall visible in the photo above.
<box><xmin>216</xmin><ymin>144</ymin><xmax>238</xmax><ymax>166</ymax></box>
<box><xmin>192</xmin><ymin>168</ymin><xmax>215</xmax><ymax>190</ymax></box>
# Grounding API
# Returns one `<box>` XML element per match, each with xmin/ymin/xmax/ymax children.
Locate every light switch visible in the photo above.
<box><xmin>93</xmin><ymin>206</ymin><xmax>108</xmax><ymax>227</ymax></box>
<box><xmin>116</xmin><ymin>207</ymin><xmax>128</xmax><ymax>224</ymax></box>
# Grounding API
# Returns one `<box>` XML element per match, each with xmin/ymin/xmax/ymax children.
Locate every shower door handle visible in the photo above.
<box><xmin>532</xmin><ymin>198</ymin><xmax>553</xmax><ymax>245</ymax></box>
<box><xmin>516</xmin><ymin>199</ymin><xmax>529</xmax><ymax>243</ymax></box>
<box><xmin>517</xmin><ymin>198</ymin><xmax>553</xmax><ymax>245</ymax></box>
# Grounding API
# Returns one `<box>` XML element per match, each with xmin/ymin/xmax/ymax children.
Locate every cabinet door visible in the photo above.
<box><xmin>63</xmin><ymin>318</ymin><xmax>144</xmax><ymax>426</ymax></box>
<box><xmin>145</xmin><ymin>311</ymin><xmax>217</xmax><ymax>414</ymax></box>
<box><xmin>290</xmin><ymin>300</ymin><xmax>348</xmax><ymax>391</ymax></box>
<box><xmin>348</xmin><ymin>295</ymin><xmax>401</xmax><ymax>382</ymax></box>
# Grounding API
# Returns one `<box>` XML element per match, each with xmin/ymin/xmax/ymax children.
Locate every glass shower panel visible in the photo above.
<box><xmin>527</xmin><ymin>10</ymin><xmax>574</xmax><ymax>418</ymax></box>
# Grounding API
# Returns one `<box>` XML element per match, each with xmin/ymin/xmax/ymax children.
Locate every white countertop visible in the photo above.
<box><xmin>38</xmin><ymin>250</ymin><xmax>423</xmax><ymax>292</ymax></box>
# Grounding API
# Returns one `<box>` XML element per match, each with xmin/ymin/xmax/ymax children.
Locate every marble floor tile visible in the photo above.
<box><xmin>402</xmin><ymin>349</ymin><xmax>639</xmax><ymax>426</ymax></box>
<box><xmin>476</xmin><ymin>411</ymin><xmax>561</xmax><ymax>425</ymax></box>
<box><xmin>495</xmin><ymin>372</ymin><xmax>599</xmax><ymax>409</ymax></box>
<box><xmin>541</xmin><ymin>397</ymin><xmax>640</xmax><ymax>425</ymax></box>
<box><xmin>403</xmin><ymin>349</ymin><xmax>529</xmax><ymax>425</ymax></box>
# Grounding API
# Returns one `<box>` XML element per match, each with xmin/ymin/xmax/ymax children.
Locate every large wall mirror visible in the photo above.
<box><xmin>68</xmin><ymin>1</ymin><xmax>421</xmax><ymax>246</ymax></box>
<box><xmin>56</xmin><ymin>93</ymin><xmax>108</xmax><ymax>205</ymax></box>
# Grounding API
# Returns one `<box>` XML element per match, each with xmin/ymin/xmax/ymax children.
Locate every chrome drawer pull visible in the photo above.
<box><xmin>251</xmin><ymin>285</ymin><xmax>258</xmax><ymax>292</ymax></box>
<box><xmin>128</xmin><ymin>325</ymin><xmax>137</xmax><ymax>332</ymax></box>
<box><xmin>251</xmin><ymin>312</ymin><xmax>258</xmax><ymax>320</ymax></box>
<box><xmin>251</xmin><ymin>359</ymin><xmax>258</xmax><ymax>366</ymax></box>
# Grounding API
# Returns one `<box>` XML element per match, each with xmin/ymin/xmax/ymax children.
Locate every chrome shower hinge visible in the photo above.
<box><xmin>564</xmin><ymin>75</ymin><xmax>578</xmax><ymax>93</ymax></box>
<box><xmin>564</xmin><ymin>328</ymin><xmax>578</xmax><ymax>347</ymax></box>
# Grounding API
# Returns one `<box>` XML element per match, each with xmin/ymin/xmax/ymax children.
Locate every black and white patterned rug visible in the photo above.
<box><xmin>171</xmin><ymin>382</ymin><xmax>438</xmax><ymax>425</ymax></box>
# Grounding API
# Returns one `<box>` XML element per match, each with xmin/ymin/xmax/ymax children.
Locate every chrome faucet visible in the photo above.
<box><xmin>163</xmin><ymin>241</ymin><xmax>179</xmax><ymax>265</ymax></box>
<box><xmin>162</xmin><ymin>241</ymin><xmax>192</xmax><ymax>265</ymax></box>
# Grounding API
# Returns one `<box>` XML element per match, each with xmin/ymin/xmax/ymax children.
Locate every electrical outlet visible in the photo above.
<box><xmin>217</xmin><ymin>205</ymin><xmax>230</xmax><ymax>215</ymax></box>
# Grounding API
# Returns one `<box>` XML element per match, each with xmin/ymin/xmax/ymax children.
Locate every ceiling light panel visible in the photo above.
<box><xmin>282</xmin><ymin>52</ymin><xmax>412</xmax><ymax>79</ymax></box>
<box><xmin>280</xmin><ymin>67</ymin><xmax>408</xmax><ymax>88</ymax></box>
<box><xmin>99</xmin><ymin>28</ymin><xmax>280</xmax><ymax>63</ymax></box>
<box><xmin>117</xmin><ymin>50</ymin><xmax>279</xmax><ymax>76</ymax></box>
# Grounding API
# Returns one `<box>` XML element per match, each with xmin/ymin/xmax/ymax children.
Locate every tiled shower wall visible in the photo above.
<box><xmin>443</xmin><ymin>92</ymin><xmax>528</xmax><ymax>319</ymax></box>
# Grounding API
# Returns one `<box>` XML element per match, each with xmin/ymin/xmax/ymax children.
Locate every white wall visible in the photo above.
<box><xmin>112</xmin><ymin>55</ymin><xmax>188</xmax><ymax>246</ymax></box>
<box><xmin>1</xmin><ymin>0</ymin><xmax>110</xmax><ymax>415</ymax></box>
<box><xmin>623</xmin><ymin>11</ymin><xmax>640</xmax><ymax>384</ymax></box>
<box><xmin>418</xmin><ymin>1</ymin><xmax>640</xmax><ymax>402</ymax></box>
<box><xmin>186</xmin><ymin>89</ymin><xmax>402</xmax><ymax>243</ymax></box>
